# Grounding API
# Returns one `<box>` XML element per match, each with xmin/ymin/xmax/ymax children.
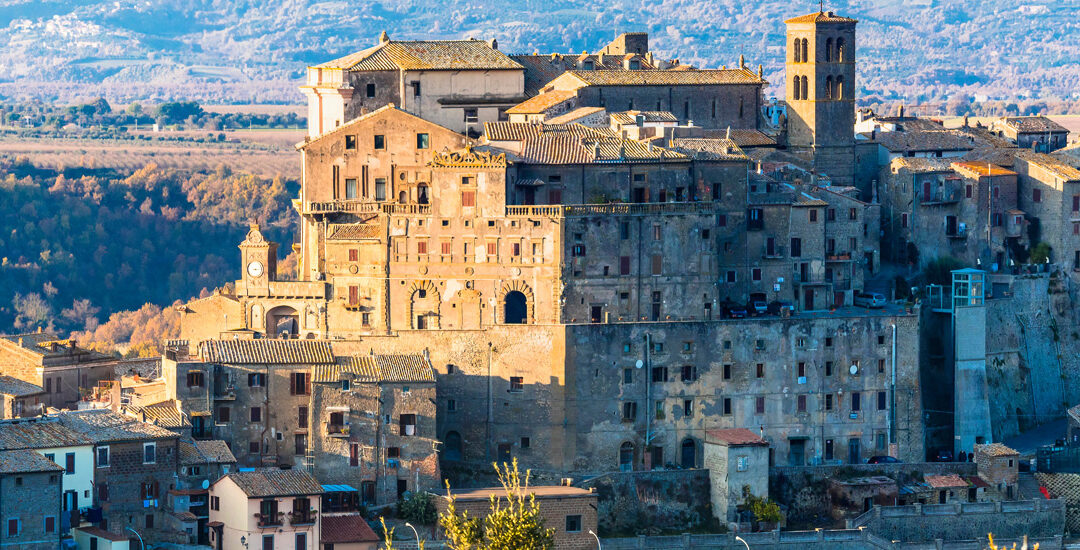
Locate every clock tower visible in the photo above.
<box><xmin>239</xmin><ymin>223</ymin><xmax>277</xmax><ymax>295</ymax></box>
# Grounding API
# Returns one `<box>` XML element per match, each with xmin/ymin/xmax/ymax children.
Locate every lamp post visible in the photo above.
<box><xmin>404</xmin><ymin>522</ymin><xmax>422</xmax><ymax>548</ymax></box>
<box><xmin>735</xmin><ymin>535</ymin><xmax>751</xmax><ymax>550</ymax></box>
<box><xmin>126</xmin><ymin>527</ymin><xmax>144</xmax><ymax>550</ymax></box>
<box><xmin>589</xmin><ymin>529</ymin><xmax>602</xmax><ymax>549</ymax></box>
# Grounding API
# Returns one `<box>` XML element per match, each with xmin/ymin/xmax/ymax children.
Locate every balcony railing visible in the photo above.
<box><xmin>304</xmin><ymin>201</ymin><xmax>431</xmax><ymax>215</ymax></box>
<box><xmin>326</xmin><ymin>423</ymin><xmax>350</xmax><ymax>437</ymax></box>
<box><xmin>254</xmin><ymin>512</ymin><xmax>284</xmax><ymax>528</ymax></box>
<box><xmin>826</xmin><ymin>252</ymin><xmax>853</xmax><ymax>262</ymax></box>
<box><xmin>288</xmin><ymin>509</ymin><xmax>317</xmax><ymax>526</ymax></box>
<box><xmin>505</xmin><ymin>202</ymin><xmax>722</xmax><ymax>218</ymax></box>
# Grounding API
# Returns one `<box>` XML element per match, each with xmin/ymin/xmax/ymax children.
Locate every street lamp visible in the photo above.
<box><xmin>404</xmin><ymin>522</ymin><xmax>422</xmax><ymax>548</ymax></box>
<box><xmin>126</xmin><ymin>527</ymin><xmax>144</xmax><ymax>550</ymax></box>
<box><xmin>735</xmin><ymin>535</ymin><xmax>751</xmax><ymax>550</ymax></box>
<box><xmin>589</xmin><ymin>529</ymin><xmax>602</xmax><ymax>549</ymax></box>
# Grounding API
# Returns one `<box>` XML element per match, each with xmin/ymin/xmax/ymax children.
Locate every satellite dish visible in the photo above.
<box><xmin>201</xmin><ymin>479</ymin><xmax>210</xmax><ymax>489</ymax></box>
<box><xmin>849</xmin><ymin>364</ymin><xmax>859</xmax><ymax>375</ymax></box>
<box><xmin>635</xmin><ymin>360</ymin><xmax>644</xmax><ymax>369</ymax></box>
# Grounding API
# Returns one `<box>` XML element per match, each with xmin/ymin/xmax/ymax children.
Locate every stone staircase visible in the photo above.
<box><xmin>1018</xmin><ymin>472</ymin><xmax>1044</xmax><ymax>500</ymax></box>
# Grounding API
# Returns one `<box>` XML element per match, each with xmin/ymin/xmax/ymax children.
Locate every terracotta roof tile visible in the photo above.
<box><xmin>706</xmin><ymin>428</ymin><xmax>768</xmax><ymax>446</ymax></box>
<box><xmin>0</xmin><ymin>448</ymin><xmax>64</xmax><ymax>473</ymax></box>
<box><xmin>975</xmin><ymin>442</ymin><xmax>1019</xmax><ymax>457</ymax></box>
<box><xmin>179</xmin><ymin>439</ymin><xmax>237</xmax><ymax>465</ymax></box>
<box><xmin>609</xmin><ymin>111</ymin><xmax>678</xmax><ymax>125</ymax></box>
<box><xmin>199</xmin><ymin>340</ymin><xmax>335</xmax><ymax>365</ymax></box>
<box><xmin>667</xmin><ymin>138</ymin><xmax>748</xmax><ymax>161</ymax></box>
<box><xmin>952</xmin><ymin>162</ymin><xmax>1016</xmax><ymax>178</ymax></box>
<box><xmin>57</xmin><ymin>409</ymin><xmax>178</xmax><ymax>443</ymax></box>
<box><xmin>924</xmin><ymin>474</ymin><xmax>968</xmax><ymax>488</ymax></box>
<box><xmin>0</xmin><ymin>375</ymin><xmax>44</xmax><ymax>397</ymax></box>
<box><xmin>1000</xmin><ymin>116</ymin><xmax>1069</xmax><ymax>134</ymax></box>
<box><xmin>321</xmin><ymin>515</ymin><xmax>379</xmax><ymax>544</ymax></box>
<box><xmin>1015</xmin><ymin>150</ymin><xmax>1080</xmax><ymax>181</ymax></box>
<box><xmin>517</xmin><ymin>135</ymin><xmax>687</xmax><ymax>165</ymax></box>
<box><xmin>561</xmin><ymin>69</ymin><xmax>765</xmax><ymax>87</ymax></box>
<box><xmin>223</xmin><ymin>469</ymin><xmax>323</xmax><ymax>498</ymax></box>
<box><xmin>868</xmin><ymin>130</ymin><xmax>979</xmax><ymax>153</ymax></box>
<box><xmin>785</xmin><ymin>11</ymin><xmax>859</xmax><ymax>24</ymax></box>
<box><xmin>127</xmin><ymin>400</ymin><xmax>189</xmax><ymax>429</ymax></box>
<box><xmin>0</xmin><ymin>332</ymin><xmax>112</xmax><ymax>361</ymax></box>
<box><xmin>314</xmin><ymin>354</ymin><xmax>436</xmax><ymax>384</ymax></box>
<box><xmin>328</xmin><ymin>223</ymin><xmax>384</xmax><ymax>240</ymax></box>
<box><xmin>0</xmin><ymin>417</ymin><xmax>93</xmax><ymax>449</ymax></box>
<box><xmin>506</xmin><ymin>90</ymin><xmax>576</xmax><ymax>115</ymax></box>
<box><xmin>545</xmin><ymin>107</ymin><xmax>607</xmax><ymax>125</ymax></box>
<box><xmin>318</xmin><ymin>40</ymin><xmax>523</xmax><ymax>71</ymax></box>
<box><xmin>484</xmin><ymin>121</ymin><xmax>614</xmax><ymax>142</ymax></box>
<box><xmin>511</xmin><ymin>54</ymin><xmax>657</xmax><ymax>96</ymax></box>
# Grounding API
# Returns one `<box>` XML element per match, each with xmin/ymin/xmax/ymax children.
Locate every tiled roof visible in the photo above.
<box><xmin>505</xmin><ymin>90</ymin><xmax>576</xmax><ymax>115</ymax></box>
<box><xmin>317</xmin><ymin>40</ymin><xmax>523</xmax><ymax>71</ymax></box>
<box><xmin>0</xmin><ymin>332</ymin><xmax>111</xmax><ymax>361</ymax></box>
<box><xmin>0</xmin><ymin>418</ymin><xmax>93</xmax><ymax>449</ymax></box>
<box><xmin>447</xmin><ymin>485</ymin><xmax>595</xmax><ymax>501</ymax></box>
<box><xmin>0</xmin><ymin>375</ymin><xmax>44</xmax><ymax>397</ymax></box>
<box><xmin>484</xmin><ymin>121</ymin><xmax>614</xmax><ymax>142</ymax></box>
<box><xmin>706</xmin><ymin>428</ymin><xmax>768</xmax><ymax>446</ymax></box>
<box><xmin>869</xmin><ymin>130</ymin><xmax>978</xmax><ymax>153</ymax></box>
<box><xmin>975</xmin><ymin>442</ymin><xmax>1019</xmax><ymax>457</ymax></box>
<box><xmin>785</xmin><ymin>11</ymin><xmax>859</xmax><ymax>24</ymax></box>
<box><xmin>76</xmin><ymin>527</ymin><xmax>130</xmax><ymax>542</ymax></box>
<box><xmin>314</xmin><ymin>353</ymin><xmax>436</xmax><ymax>384</ymax></box>
<box><xmin>56</xmin><ymin>409</ymin><xmax>178</xmax><ymax>443</ymax></box>
<box><xmin>1069</xmin><ymin>404</ymin><xmax>1080</xmax><ymax>425</ymax></box>
<box><xmin>545</xmin><ymin>107</ymin><xmax>607</xmax><ymax>125</ymax></box>
<box><xmin>321</xmin><ymin>515</ymin><xmax>380</xmax><ymax>544</ymax></box>
<box><xmin>952</xmin><ymin>162</ymin><xmax>1016</xmax><ymax>178</ymax></box>
<box><xmin>0</xmin><ymin>448</ymin><xmax>64</xmax><ymax>474</ymax></box>
<box><xmin>1035</xmin><ymin>473</ymin><xmax>1080</xmax><ymax>532</ymax></box>
<box><xmin>328</xmin><ymin>223</ymin><xmax>384</xmax><ymax>240</ymax></box>
<box><xmin>561</xmin><ymin>69</ymin><xmax>765</xmax><ymax>87</ymax></box>
<box><xmin>127</xmin><ymin>400</ymin><xmax>189</xmax><ymax>429</ymax></box>
<box><xmin>890</xmin><ymin>157</ymin><xmax>956</xmax><ymax>174</ymax></box>
<box><xmin>511</xmin><ymin>54</ymin><xmax>658</xmax><ymax>96</ymax></box>
<box><xmin>517</xmin><ymin>135</ymin><xmax>688</xmax><ymax>165</ymax></box>
<box><xmin>199</xmin><ymin>340</ymin><xmax>335</xmax><ymax>365</ymax></box>
<box><xmin>1016</xmin><ymin>150</ymin><xmax>1080</xmax><ymax>181</ymax></box>
<box><xmin>223</xmin><ymin>469</ymin><xmax>324</xmax><ymax>498</ymax></box>
<box><xmin>924</xmin><ymin>474</ymin><xmax>968</xmax><ymax>488</ymax></box>
<box><xmin>179</xmin><ymin>439</ymin><xmax>236</xmax><ymax>465</ymax></box>
<box><xmin>609</xmin><ymin>111</ymin><xmax>679</xmax><ymax>125</ymax></box>
<box><xmin>667</xmin><ymin>138</ymin><xmax>748</xmax><ymax>161</ymax></box>
<box><xmin>1000</xmin><ymin>116</ymin><xmax>1069</xmax><ymax>134</ymax></box>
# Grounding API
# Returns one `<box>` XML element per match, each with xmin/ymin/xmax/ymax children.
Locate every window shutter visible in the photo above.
<box><xmin>305</xmin><ymin>373</ymin><xmax>311</xmax><ymax>395</ymax></box>
<box><xmin>290</xmin><ymin>374</ymin><xmax>296</xmax><ymax>395</ymax></box>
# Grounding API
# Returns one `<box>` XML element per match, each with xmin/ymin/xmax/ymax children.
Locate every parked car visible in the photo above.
<box><xmin>748</xmin><ymin>300</ymin><xmax>768</xmax><ymax>316</ymax></box>
<box><xmin>724</xmin><ymin>303</ymin><xmax>747</xmax><ymax>319</ymax></box>
<box><xmin>933</xmin><ymin>449</ymin><xmax>955</xmax><ymax>462</ymax></box>
<box><xmin>767</xmin><ymin>301</ymin><xmax>796</xmax><ymax>315</ymax></box>
<box><xmin>853</xmin><ymin>292</ymin><xmax>886</xmax><ymax>308</ymax></box>
<box><xmin>867</xmin><ymin>455</ymin><xmax>901</xmax><ymax>464</ymax></box>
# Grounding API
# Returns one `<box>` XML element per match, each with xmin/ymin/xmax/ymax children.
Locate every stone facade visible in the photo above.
<box><xmin>973</xmin><ymin>443</ymin><xmax>1019</xmax><ymax>496</ymax></box>
<box><xmin>0</xmin><ymin>332</ymin><xmax>118</xmax><ymax>410</ymax></box>
<box><xmin>434</xmin><ymin>486</ymin><xmax>598</xmax><ymax>550</ymax></box>
<box><xmin>0</xmin><ymin>449</ymin><xmax>64</xmax><ymax>550</ymax></box>
<box><xmin>1012</xmin><ymin>152</ymin><xmax>1080</xmax><ymax>269</ymax></box>
<box><xmin>704</xmin><ymin>428</ymin><xmax>770</xmax><ymax>523</ymax></box>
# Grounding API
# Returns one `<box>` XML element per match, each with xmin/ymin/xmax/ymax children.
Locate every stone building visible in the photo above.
<box><xmin>704</xmin><ymin>428</ymin><xmax>769</xmax><ymax>523</ymax></box>
<box><xmin>1012</xmin><ymin>151</ymin><xmax>1080</xmax><ymax>269</ymax></box>
<box><xmin>784</xmin><ymin>11</ymin><xmax>857</xmax><ymax>186</ymax></box>
<box><xmin>0</xmin><ymin>375</ymin><xmax>44</xmax><ymax>418</ymax></box>
<box><xmin>55</xmin><ymin>409</ymin><xmax>183</xmax><ymax>543</ymax></box>
<box><xmin>0</xmin><ymin>449</ymin><xmax>64</xmax><ymax>550</ymax></box>
<box><xmin>991</xmin><ymin>117</ymin><xmax>1071</xmax><ymax>153</ymax></box>
<box><xmin>207</xmin><ymin>469</ymin><xmax>322</xmax><ymax>550</ymax></box>
<box><xmin>974</xmin><ymin>442</ymin><xmax>1019</xmax><ymax>498</ymax></box>
<box><xmin>434</xmin><ymin>485</ymin><xmax>598</xmax><ymax>550</ymax></box>
<box><xmin>0</xmin><ymin>332</ymin><xmax>119</xmax><ymax>410</ymax></box>
<box><xmin>302</xmin><ymin>34</ymin><xmax>525</xmax><ymax>138</ymax></box>
<box><xmin>170</xmin><ymin>439</ymin><xmax>236</xmax><ymax>544</ymax></box>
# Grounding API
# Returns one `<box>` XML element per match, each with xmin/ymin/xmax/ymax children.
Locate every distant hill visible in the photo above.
<box><xmin>0</xmin><ymin>0</ymin><xmax>1078</xmax><ymax>106</ymax></box>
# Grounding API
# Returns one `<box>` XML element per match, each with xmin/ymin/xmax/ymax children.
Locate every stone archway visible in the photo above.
<box><xmin>266</xmin><ymin>305</ymin><xmax>298</xmax><ymax>337</ymax></box>
<box><xmin>443</xmin><ymin>431</ymin><xmax>463</xmax><ymax>461</ymax></box>
<box><xmin>407</xmin><ymin>280</ymin><xmax>440</xmax><ymax>329</ymax></box>
<box><xmin>497</xmin><ymin>281</ymin><xmax>534</xmax><ymax>325</ymax></box>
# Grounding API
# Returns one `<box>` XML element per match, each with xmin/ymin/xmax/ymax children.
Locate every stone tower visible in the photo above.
<box><xmin>785</xmin><ymin>10</ymin><xmax>857</xmax><ymax>185</ymax></box>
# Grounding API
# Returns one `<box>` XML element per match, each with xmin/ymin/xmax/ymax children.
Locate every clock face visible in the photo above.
<box><xmin>247</xmin><ymin>261</ymin><xmax>264</xmax><ymax>278</ymax></box>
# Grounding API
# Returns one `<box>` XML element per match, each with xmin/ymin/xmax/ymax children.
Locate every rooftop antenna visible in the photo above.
<box><xmin>819</xmin><ymin>0</ymin><xmax>825</xmax><ymax>12</ymax></box>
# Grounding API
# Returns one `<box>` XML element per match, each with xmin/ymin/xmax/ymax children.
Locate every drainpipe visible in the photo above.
<box><xmin>644</xmin><ymin>332</ymin><xmax>652</xmax><ymax>468</ymax></box>
<box><xmin>486</xmin><ymin>342</ymin><xmax>493</xmax><ymax>461</ymax></box>
<box><xmin>890</xmin><ymin>323</ymin><xmax>897</xmax><ymax>448</ymax></box>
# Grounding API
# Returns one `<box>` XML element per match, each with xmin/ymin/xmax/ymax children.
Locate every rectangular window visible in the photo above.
<box><xmin>97</xmin><ymin>446</ymin><xmax>109</xmax><ymax>468</ymax></box>
<box><xmin>374</xmin><ymin>178</ymin><xmax>386</xmax><ymax>201</ymax></box>
<box><xmin>797</xmin><ymin>394</ymin><xmax>807</xmax><ymax>413</ymax></box>
<box><xmin>248</xmin><ymin>373</ymin><xmax>266</xmax><ymax>387</ymax></box>
<box><xmin>512</xmin><ymin>243</ymin><xmax>521</xmax><ymax>256</ymax></box>
<box><xmin>263</xmin><ymin>535</ymin><xmax>274</xmax><ymax>550</ymax></box>
<box><xmin>143</xmin><ymin>443</ymin><xmax>156</xmax><ymax>464</ymax></box>
<box><xmin>790</xmin><ymin>238</ymin><xmax>802</xmax><ymax>257</ymax></box>
<box><xmin>411</xmin><ymin>81</ymin><xmax>421</xmax><ymax>97</ymax></box>
<box><xmin>756</xmin><ymin>363</ymin><xmax>765</xmax><ymax>378</ymax></box>
<box><xmin>365</xmin><ymin>83</ymin><xmax>376</xmax><ymax>98</ymax></box>
<box><xmin>145</xmin><ymin>514</ymin><xmax>154</xmax><ymax>529</ymax></box>
<box><xmin>187</xmin><ymin>371</ymin><xmax>204</xmax><ymax>388</ymax></box>
<box><xmin>298</xmin><ymin>406</ymin><xmax>308</xmax><ymax>427</ymax></box>
<box><xmin>464</xmin><ymin>108</ymin><xmax>478</xmax><ymax>124</ymax></box>
<box><xmin>878</xmin><ymin>391</ymin><xmax>887</xmax><ymax>410</ymax></box>
<box><xmin>345</xmin><ymin>178</ymin><xmax>357</xmax><ymax>199</ymax></box>
<box><xmin>348</xmin><ymin>285</ymin><xmax>360</xmax><ymax>306</ymax></box>
<box><xmin>566</xmin><ymin>515</ymin><xmax>582</xmax><ymax>533</ymax></box>
<box><xmin>295</xmin><ymin>434</ymin><xmax>307</xmax><ymax>455</ymax></box>
<box><xmin>755</xmin><ymin>396</ymin><xmax>765</xmax><ymax>415</ymax></box>
<box><xmin>461</xmin><ymin>190</ymin><xmax>476</xmax><ymax>207</ymax></box>
<box><xmin>809</xmin><ymin>209</ymin><xmax>818</xmax><ymax>222</ymax></box>
<box><xmin>251</xmin><ymin>407</ymin><xmax>262</xmax><ymax>422</ymax></box>
<box><xmin>852</xmin><ymin>392</ymin><xmax>861</xmax><ymax>412</ymax></box>
<box><xmin>723</xmin><ymin>364</ymin><xmax>732</xmax><ymax>380</ymax></box>
<box><xmin>901</xmin><ymin>213</ymin><xmax>909</xmax><ymax>228</ymax></box>
<box><xmin>418</xmin><ymin>240</ymin><xmax>429</xmax><ymax>255</ymax></box>
<box><xmin>651</xmin><ymin>254</ymin><xmax>662</xmax><ymax>275</ymax></box>
<box><xmin>849</xmin><ymin>208</ymin><xmax>857</xmax><ymax>220</ymax></box>
<box><xmin>509</xmin><ymin>377</ymin><xmax>524</xmax><ymax>393</ymax></box>
<box><xmin>216</xmin><ymin>405</ymin><xmax>230</xmax><ymax>423</ymax></box>
<box><xmin>399</xmin><ymin>414</ymin><xmax>416</xmax><ymax>436</ymax></box>
<box><xmin>966</xmin><ymin>184</ymin><xmax>973</xmax><ymax>198</ymax></box>
<box><xmin>291</xmin><ymin>373</ymin><xmax>310</xmax><ymax>395</ymax></box>
<box><xmin>827</xmin><ymin>208</ymin><xmax>836</xmax><ymax>221</ymax></box>
<box><xmin>296</xmin><ymin>532</ymin><xmax>307</xmax><ymax>550</ymax></box>
<box><xmin>374</xmin><ymin>134</ymin><xmax>385</xmax><ymax>150</ymax></box>
<box><xmin>98</xmin><ymin>483</ymin><xmax>108</xmax><ymax>501</ymax></box>
<box><xmin>349</xmin><ymin>443</ymin><xmax>360</xmax><ymax>467</ymax></box>
<box><xmin>752</xmin><ymin>268</ymin><xmax>762</xmax><ymax>281</ymax></box>
<box><xmin>344</xmin><ymin>135</ymin><xmax>356</xmax><ymax>150</ymax></box>
<box><xmin>210</xmin><ymin>496</ymin><xmax>220</xmax><ymax>511</ymax></box>
<box><xmin>619</xmin><ymin>256</ymin><xmax>631</xmax><ymax>275</ymax></box>
<box><xmin>7</xmin><ymin>519</ymin><xmax>19</xmax><ymax>537</ymax></box>
<box><xmin>44</xmin><ymin>516</ymin><xmax>55</xmax><ymax>534</ymax></box>
<box><xmin>441</xmin><ymin>241</ymin><xmax>452</xmax><ymax>255</ymax></box>
<box><xmin>623</xmin><ymin>369</ymin><xmax>633</xmax><ymax>384</ymax></box>
<box><xmin>622</xmin><ymin>402</ymin><xmax>637</xmax><ymax>421</ymax></box>
<box><xmin>1033</xmin><ymin>188</ymin><xmax>1042</xmax><ymax>202</ymax></box>
<box><xmin>683</xmin><ymin>399</ymin><xmax>693</xmax><ymax>417</ymax></box>
<box><xmin>1074</xmin><ymin>195</ymin><xmax>1080</xmax><ymax>212</ymax></box>
<box><xmin>723</xmin><ymin>398</ymin><xmax>732</xmax><ymax>415</ymax></box>
<box><xmin>681</xmin><ymin>365</ymin><xmax>697</xmax><ymax>382</ymax></box>
<box><xmin>416</xmin><ymin>133</ymin><xmax>430</xmax><ymax>150</ymax></box>
<box><xmin>652</xmin><ymin>367</ymin><xmax>668</xmax><ymax>383</ymax></box>
<box><xmin>825</xmin><ymin>394</ymin><xmax>833</xmax><ymax>411</ymax></box>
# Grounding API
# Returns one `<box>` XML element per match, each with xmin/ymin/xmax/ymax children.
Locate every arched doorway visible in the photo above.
<box><xmin>266</xmin><ymin>306</ymin><xmax>298</xmax><ymax>338</ymax></box>
<box><xmin>681</xmin><ymin>438</ymin><xmax>696</xmax><ymax>469</ymax></box>
<box><xmin>444</xmin><ymin>431</ymin><xmax>462</xmax><ymax>461</ymax></box>
<box><xmin>619</xmin><ymin>442</ymin><xmax>634</xmax><ymax>472</ymax></box>
<box><xmin>504</xmin><ymin>291</ymin><xmax>527</xmax><ymax>324</ymax></box>
<box><xmin>417</xmin><ymin>184</ymin><xmax>429</xmax><ymax>205</ymax></box>
<box><xmin>399</xmin><ymin>190</ymin><xmax>408</xmax><ymax>203</ymax></box>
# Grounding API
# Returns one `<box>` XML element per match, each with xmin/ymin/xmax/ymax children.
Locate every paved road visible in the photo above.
<box><xmin>1004</xmin><ymin>418</ymin><xmax>1068</xmax><ymax>456</ymax></box>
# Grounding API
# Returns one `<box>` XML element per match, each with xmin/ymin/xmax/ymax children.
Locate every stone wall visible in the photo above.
<box><xmin>851</xmin><ymin>499</ymin><xmax>1065</xmax><ymax>543</ymax></box>
<box><xmin>0</xmin><ymin>467</ymin><xmax>63</xmax><ymax>550</ymax></box>
<box><xmin>576</xmin><ymin>469</ymin><xmax>714</xmax><ymax>536</ymax></box>
<box><xmin>597</xmin><ymin>530</ymin><xmax>1063</xmax><ymax>550</ymax></box>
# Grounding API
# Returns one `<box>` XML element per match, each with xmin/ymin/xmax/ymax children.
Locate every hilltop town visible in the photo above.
<box><xmin>2</xmin><ymin>7</ymin><xmax>1080</xmax><ymax>550</ymax></box>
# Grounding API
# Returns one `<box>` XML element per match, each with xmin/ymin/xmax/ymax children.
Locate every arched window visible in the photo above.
<box><xmin>793</xmin><ymin>77</ymin><xmax>801</xmax><ymax>101</ymax></box>
<box><xmin>444</xmin><ymin>431</ymin><xmax>462</xmax><ymax>461</ymax></box>
<box><xmin>835</xmin><ymin>75</ymin><xmax>844</xmax><ymax>100</ymax></box>
<box><xmin>680</xmin><ymin>438</ymin><xmax>696</xmax><ymax>469</ymax></box>
<box><xmin>619</xmin><ymin>442</ymin><xmax>634</xmax><ymax>472</ymax></box>
<box><xmin>800</xmin><ymin>76</ymin><xmax>809</xmax><ymax>102</ymax></box>
<box><xmin>825</xmin><ymin>38</ymin><xmax>833</xmax><ymax>62</ymax></box>
<box><xmin>836</xmin><ymin>37</ymin><xmax>846</xmax><ymax>62</ymax></box>
<box><xmin>793</xmin><ymin>40</ymin><xmax>802</xmax><ymax>63</ymax></box>
<box><xmin>825</xmin><ymin>76</ymin><xmax>833</xmax><ymax>100</ymax></box>
<box><xmin>504</xmin><ymin>291</ymin><xmax>527</xmax><ymax>324</ymax></box>
<box><xmin>801</xmin><ymin>39</ymin><xmax>809</xmax><ymax>64</ymax></box>
<box><xmin>417</xmin><ymin>184</ymin><xmax>429</xmax><ymax>205</ymax></box>
<box><xmin>398</xmin><ymin>190</ymin><xmax>408</xmax><ymax>203</ymax></box>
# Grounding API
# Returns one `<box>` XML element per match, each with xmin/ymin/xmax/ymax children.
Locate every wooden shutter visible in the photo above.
<box><xmin>289</xmin><ymin>374</ymin><xmax>296</xmax><ymax>395</ymax></box>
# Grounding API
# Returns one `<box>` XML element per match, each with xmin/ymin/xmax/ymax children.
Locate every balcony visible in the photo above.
<box><xmin>254</xmin><ymin>512</ymin><xmax>284</xmax><ymax>528</ymax></box>
<box><xmin>826</xmin><ymin>252</ymin><xmax>853</xmax><ymax>262</ymax></box>
<box><xmin>762</xmin><ymin>245</ymin><xmax>786</xmax><ymax>259</ymax></box>
<box><xmin>326</xmin><ymin>423</ymin><xmax>350</xmax><ymax>438</ymax></box>
<box><xmin>303</xmin><ymin>201</ymin><xmax>431</xmax><ymax>216</ymax></box>
<box><xmin>288</xmin><ymin>509</ymin><xmax>318</xmax><ymax>526</ymax></box>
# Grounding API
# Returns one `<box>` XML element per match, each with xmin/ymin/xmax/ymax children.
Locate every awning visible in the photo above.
<box><xmin>322</xmin><ymin>484</ymin><xmax>358</xmax><ymax>492</ymax></box>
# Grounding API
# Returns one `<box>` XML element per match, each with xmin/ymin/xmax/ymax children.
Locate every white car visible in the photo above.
<box><xmin>853</xmin><ymin>292</ymin><xmax>886</xmax><ymax>308</ymax></box>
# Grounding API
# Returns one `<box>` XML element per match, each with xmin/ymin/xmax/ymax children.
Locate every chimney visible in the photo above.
<box><xmin>898</xmin><ymin>104</ymin><xmax>905</xmax><ymax>118</ymax></box>
<box><xmin>758</xmin><ymin>64</ymin><xmax>764</xmax><ymax>79</ymax></box>
<box><xmin>739</xmin><ymin>54</ymin><xmax>745</xmax><ymax>69</ymax></box>
<box><xmin>379</xmin><ymin>30</ymin><xmax>389</xmax><ymax>43</ymax></box>
<box><xmin>488</xmin><ymin>38</ymin><xmax>498</xmax><ymax>50</ymax></box>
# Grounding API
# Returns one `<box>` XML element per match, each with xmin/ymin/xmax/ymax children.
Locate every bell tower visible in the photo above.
<box><xmin>239</xmin><ymin>223</ymin><xmax>278</xmax><ymax>295</ymax></box>
<box><xmin>785</xmin><ymin>9</ymin><xmax>857</xmax><ymax>185</ymax></box>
